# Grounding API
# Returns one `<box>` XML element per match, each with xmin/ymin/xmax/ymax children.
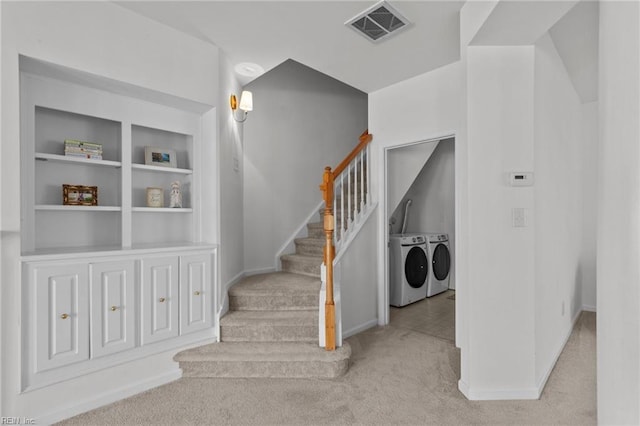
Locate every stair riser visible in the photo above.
<box><xmin>281</xmin><ymin>259</ymin><xmax>321</xmax><ymax>277</ymax></box>
<box><xmin>179</xmin><ymin>359</ymin><xmax>348</xmax><ymax>378</ymax></box>
<box><xmin>294</xmin><ymin>241</ymin><xmax>324</xmax><ymax>257</ymax></box>
<box><xmin>220</xmin><ymin>325</ymin><xmax>317</xmax><ymax>342</ymax></box>
<box><xmin>229</xmin><ymin>294</ymin><xmax>318</xmax><ymax>311</ymax></box>
<box><xmin>307</xmin><ymin>224</ymin><xmax>324</xmax><ymax>239</ymax></box>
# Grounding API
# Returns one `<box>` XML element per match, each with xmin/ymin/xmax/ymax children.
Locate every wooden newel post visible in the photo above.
<box><xmin>320</xmin><ymin>166</ymin><xmax>336</xmax><ymax>351</ymax></box>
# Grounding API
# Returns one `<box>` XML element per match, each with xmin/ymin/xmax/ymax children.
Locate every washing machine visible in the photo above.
<box><xmin>425</xmin><ymin>233</ymin><xmax>451</xmax><ymax>297</ymax></box>
<box><xmin>389</xmin><ymin>234</ymin><xmax>428</xmax><ymax>307</ymax></box>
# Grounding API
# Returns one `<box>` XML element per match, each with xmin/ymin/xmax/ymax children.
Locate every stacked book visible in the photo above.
<box><xmin>64</xmin><ymin>139</ymin><xmax>103</xmax><ymax>160</ymax></box>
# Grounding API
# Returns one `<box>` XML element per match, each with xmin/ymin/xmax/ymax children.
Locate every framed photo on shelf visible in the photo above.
<box><xmin>63</xmin><ymin>184</ymin><xmax>98</xmax><ymax>206</ymax></box>
<box><xmin>145</xmin><ymin>146</ymin><xmax>177</xmax><ymax>168</ymax></box>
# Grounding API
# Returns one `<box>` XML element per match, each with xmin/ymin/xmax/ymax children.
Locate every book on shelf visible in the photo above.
<box><xmin>64</xmin><ymin>139</ymin><xmax>103</xmax><ymax>155</ymax></box>
<box><xmin>64</xmin><ymin>152</ymin><xmax>103</xmax><ymax>160</ymax></box>
<box><xmin>65</xmin><ymin>147</ymin><xmax>103</xmax><ymax>155</ymax></box>
<box><xmin>64</xmin><ymin>139</ymin><xmax>102</xmax><ymax>149</ymax></box>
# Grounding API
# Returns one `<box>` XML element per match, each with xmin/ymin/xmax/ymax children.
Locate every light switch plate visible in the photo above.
<box><xmin>512</xmin><ymin>208</ymin><xmax>526</xmax><ymax>227</ymax></box>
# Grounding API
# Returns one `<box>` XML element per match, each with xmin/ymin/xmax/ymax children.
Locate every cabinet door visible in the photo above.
<box><xmin>180</xmin><ymin>253</ymin><xmax>212</xmax><ymax>335</ymax></box>
<box><xmin>141</xmin><ymin>256</ymin><xmax>179</xmax><ymax>345</ymax></box>
<box><xmin>91</xmin><ymin>260</ymin><xmax>136</xmax><ymax>358</ymax></box>
<box><xmin>34</xmin><ymin>264</ymin><xmax>89</xmax><ymax>372</ymax></box>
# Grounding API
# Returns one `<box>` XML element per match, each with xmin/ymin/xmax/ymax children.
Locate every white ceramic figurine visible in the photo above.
<box><xmin>169</xmin><ymin>180</ymin><xmax>182</xmax><ymax>208</ymax></box>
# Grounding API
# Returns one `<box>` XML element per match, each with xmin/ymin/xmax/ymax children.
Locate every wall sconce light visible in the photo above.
<box><xmin>230</xmin><ymin>90</ymin><xmax>253</xmax><ymax>123</ymax></box>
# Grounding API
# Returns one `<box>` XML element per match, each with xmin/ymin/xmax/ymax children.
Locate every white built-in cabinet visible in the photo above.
<box><xmin>141</xmin><ymin>256</ymin><xmax>180</xmax><ymax>345</ymax></box>
<box><xmin>91</xmin><ymin>260</ymin><xmax>136</xmax><ymax>358</ymax></box>
<box><xmin>20</xmin><ymin>69</ymin><xmax>217</xmax><ymax>392</ymax></box>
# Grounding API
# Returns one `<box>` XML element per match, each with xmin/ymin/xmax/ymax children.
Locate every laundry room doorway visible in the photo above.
<box><xmin>384</xmin><ymin>136</ymin><xmax>456</xmax><ymax>343</ymax></box>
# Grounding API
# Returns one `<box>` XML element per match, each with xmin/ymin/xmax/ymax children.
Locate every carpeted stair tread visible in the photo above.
<box><xmin>294</xmin><ymin>237</ymin><xmax>325</xmax><ymax>256</ymax></box>
<box><xmin>280</xmin><ymin>254</ymin><xmax>322</xmax><ymax>277</ymax></box>
<box><xmin>229</xmin><ymin>272</ymin><xmax>320</xmax><ymax>296</ymax></box>
<box><xmin>174</xmin><ymin>342</ymin><xmax>351</xmax><ymax>379</ymax></box>
<box><xmin>221</xmin><ymin>310</ymin><xmax>318</xmax><ymax>325</ymax></box>
<box><xmin>220</xmin><ymin>310</ymin><xmax>318</xmax><ymax>342</ymax></box>
<box><xmin>175</xmin><ymin>341</ymin><xmax>350</xmax><ymax>362</ymax></box>
<box><xmin>307</xmin><ymin>222</ymin><xmax>324</xmax><ymax>238</ymax></box>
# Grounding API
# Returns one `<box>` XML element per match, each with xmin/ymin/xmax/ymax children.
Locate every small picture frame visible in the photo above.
<box><xmin>63</xmin><ymin>184</ymin><xmax>98</xmax><ymax>206</ymax></box>
<box><xmin>145</xmin><ymin>146</ymin><xmax>177</xmax><ymax>168</ymax></box>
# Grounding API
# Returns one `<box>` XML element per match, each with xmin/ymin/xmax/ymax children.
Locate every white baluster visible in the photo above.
<box><xmin>366</xmin><ymin>145</ymin><xmax>371</xmax><ymax>206</ymax></box>
<box><xmin>347</xmin><ymin>165</ymin><xmax>352</xmax><ymax>235</ymax></box>
<box><xmin>359</xmin><ymin>150</ymin><xmax>365</xmax><ymax>215</ymax></box>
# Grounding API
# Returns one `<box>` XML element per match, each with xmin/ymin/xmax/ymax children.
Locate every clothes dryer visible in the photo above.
<box><xmin>389</xmin><ymin>234</ymin><xmax>428</xmax><ymax>307</ymax></box>
<box><xmin>425</xmin><ymin>233</ymin><xmax>451</xmax><ymax>297</ymax></box>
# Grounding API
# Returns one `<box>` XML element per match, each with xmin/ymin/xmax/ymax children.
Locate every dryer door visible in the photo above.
<box><xmin>432</xmin><ymin>244</ymin><xmax>451</xmax><ymax>280</ymax></box>
<box><xmin>405</xmin><ymin>246</ymin><xmax>428</xmax><ymax>288</ymax></box>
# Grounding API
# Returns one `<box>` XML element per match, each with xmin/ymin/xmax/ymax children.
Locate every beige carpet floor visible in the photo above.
<box><xmin>59</xmin><ymin>312</ymin><xmax>596</xmax><ymax>425</ymax></box>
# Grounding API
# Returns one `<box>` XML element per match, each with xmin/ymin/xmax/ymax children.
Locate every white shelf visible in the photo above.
<box><xmin>132</xmin><ymin>164</ymin><xmax>192</xmax><ymax>175</ymax></box>
<box><xmin>35</xmin><ymin>205</ymin><xmax>122</xmax><ymax>212</ymax></box>
<box><xmin>132</xmin><ymin>207</ymin><xmax>193</xmax><ymax>213</ymax></box>
<box><xmin>35</xmin><ymin>152</ymin><xmax>121</xmax><ymax>168</ymax></box>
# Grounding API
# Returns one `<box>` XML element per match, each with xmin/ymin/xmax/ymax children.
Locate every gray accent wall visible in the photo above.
<box><xmin>242</xmin><ymin>60</ymin><xmax>367</xmax><ymax>273</ymax></box>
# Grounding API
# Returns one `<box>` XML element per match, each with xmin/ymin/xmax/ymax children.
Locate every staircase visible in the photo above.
<box><xmin>174</xmin><ymin>243</ymin><xmax>351</xmax><ymax>378</ymax></box>
<box><xmin>174</xmin><ymin>131</ymin><xmax>372</xmax><ymax>378</ymax></box>
<box><xmin>280</xmin><ymin>214</ymin><xmax>325</xmax><ymax>277</ymax></box>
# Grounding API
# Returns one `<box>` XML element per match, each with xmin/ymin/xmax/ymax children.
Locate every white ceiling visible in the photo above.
<box><xmin>116</xmin><ymin>1</ymin><xmax>464</xmax><ymax>93</ymax></box>
<box><xmin>115</xmin><ymin>0</ymin><xmax>597</xmax><ymax>100</ymax></box>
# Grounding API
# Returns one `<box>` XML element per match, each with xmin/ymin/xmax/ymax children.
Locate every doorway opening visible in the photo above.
<box><xmin>384</xmin><ymin>137</ymin><xmax>456</xmax><ymax>343</ymax></box>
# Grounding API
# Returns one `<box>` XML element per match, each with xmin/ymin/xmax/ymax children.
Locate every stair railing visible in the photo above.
<box><xmin>319</xmin><ymin>130</ymin><xmax>372</xmax><ymax>350</ymax></box>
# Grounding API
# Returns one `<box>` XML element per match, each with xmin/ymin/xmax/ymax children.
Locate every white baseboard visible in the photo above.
<box><xmin>244</xmin><ymin>267</ymin><xmax>276</xmax><ymax>276</ymax></box>
<box><xmin>533</xmin><ymin>307</ymin><xmax>583</xmax><ymax>398</ymax></box>
<box><xmin>458</xmin><ymin>380</ymin><xmax>539</xmax><ymax>400</ymax></box>
<box><xmin>37</xmin><ymin>369</ymin><xmax>181</xmax><ymax>425</ymax></box>
<box><xmin>460</xmin><ymin>308</ymin><xmax>584</xmax><ymax>402</ymax></box>
<box><xmin>343</xmin><ymin>319</ymin><xmax>378</xmax><ymax>339</ymax></box>
<box><xmin>582</xmin><ymin>304</ymin><xmax>596</xmax><ymax>312</ymax></box>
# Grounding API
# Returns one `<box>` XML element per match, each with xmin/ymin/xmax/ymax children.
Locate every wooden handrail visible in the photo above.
<box><xmin>319</xmin><ymin>130</ymin><xmax>372</xmax><ymax>351</ymax></box>
<box><xmin>333</xmin><ymin>130</ymin><xmax>373</xmax><ymax>178</ymax></box>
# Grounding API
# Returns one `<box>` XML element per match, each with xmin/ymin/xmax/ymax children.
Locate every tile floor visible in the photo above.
<box><xmin>389</xmin><ymin>289</ymin><xmax>455</xmax><ymax>342</ymax></box>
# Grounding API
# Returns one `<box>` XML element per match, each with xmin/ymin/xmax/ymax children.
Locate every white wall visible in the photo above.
<box><xmin>580</xmin><ymin>101</ymin><xmax>597</xmax><ymax>312</ymax></box>
<box><xmin>597</xmin><ymin>1</ymin><xmax>640</xmax><ymax>423</ymax></box>
<box><xmin>242</xmin><ymin>60</ymin><xmax>367</xmax><ymax>273</ymax></box>
<box><xmin>390</xmin><ymin>139</ymin><xmax>456</xmax><ymax>289</ymax></box>
<box><xmin>339</xmin><ymin>209</ymin><xmax>379</xmax><ymax>337</ymax></box>
<box><xmin>369</xmin><ymin>60</ymin><xmax>463</xmax><ymax>328</ymax></box>
<box><xmin>386</xmin><ymin>141</ymin><xmax>439</xmax><ymax>219</ymax></box>
<box><xmin>1</xmin><ymin>2</ymin><xmax>219</xmax><ymax>422</ymax></box>
<box><xmin>533</xmin><ymin>33</ymin><xmax>583</xmax><ymax>389</ymax></box>
<box><xmin>217</xmin><ymin>52</ymin><xmax>245</xmax><ymax>291</ymax></box>
<box><xmin>465</xmin><ymin>46</ymin><xmax>537</xmax><ymax>398</ymax></box>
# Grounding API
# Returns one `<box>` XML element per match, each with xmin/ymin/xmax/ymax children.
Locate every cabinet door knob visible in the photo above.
<box><xmin>111</xmin><ymin>306</ymin><xmax>118</xmax><ymax>311</ymax></box>
<box><xmin>159</xmin><ymin>297</ymin><xmax>166</xmax><ymax>303</ymax></box>
<box><xmin>194</xmin><ymin>291</ymin><xmax>201</xmax><ymax>296</ymax></box>
<box><xmin>60</xmin><ymin>313</ymin><xmax>69</xmax><ymax>319</ymax></box>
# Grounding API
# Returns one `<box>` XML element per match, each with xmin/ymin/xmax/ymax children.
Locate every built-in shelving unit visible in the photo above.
<box><xmin>19</xmin><ymin>61</ymin><xmax>216</xmax><ymax>393</ymax></box>
<box><xmin>21</xmin><ymin>73</ymin><xmax>203</xmax><ymax>253</ymax></box>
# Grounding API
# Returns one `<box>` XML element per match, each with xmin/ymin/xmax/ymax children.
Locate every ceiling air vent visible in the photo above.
<box><xmin>346</xmin><ymin>1</ymin><xmax>411</xmax><ymax>43</ymax></box>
